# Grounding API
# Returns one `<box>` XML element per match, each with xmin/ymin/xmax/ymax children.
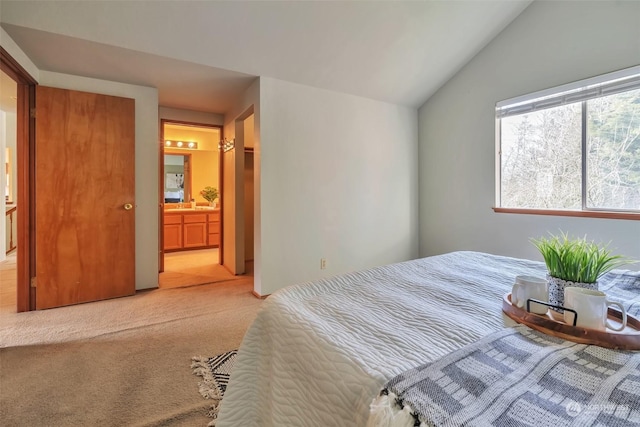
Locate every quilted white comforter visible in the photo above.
<box><xmin>216</xmin><ymin>251</ymin><xmax>549</xmax><ymax>426</ymax></box>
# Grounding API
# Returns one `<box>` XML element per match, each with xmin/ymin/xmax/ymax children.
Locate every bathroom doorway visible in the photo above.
<box><xmin>0</xmin><ymin>68</ymin><xmax>18</xmax><ymax>313</ymax></box>
<box><xmin>158</xmin><ymin>120</ymin><xmax>233</xmax><ymax>288</ymax></box>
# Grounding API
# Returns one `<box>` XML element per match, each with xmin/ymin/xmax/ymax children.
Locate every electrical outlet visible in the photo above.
<box><xmin>320</xmin><ymin>258</ymin><xmax>327</xmax><ymax>269</ymax></box>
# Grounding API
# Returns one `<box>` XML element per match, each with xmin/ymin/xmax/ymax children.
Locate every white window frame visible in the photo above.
<box><xmin>494</xmin><ymin>65</ymin><xmax>640</xmax><ymax>220</ymax></box>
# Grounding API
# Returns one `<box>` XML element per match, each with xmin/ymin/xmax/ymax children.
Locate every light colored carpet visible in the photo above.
<box><xmin>0</xmin><ymin>279</ymin><xmax>262</xmax><ymax>426</ymax></box>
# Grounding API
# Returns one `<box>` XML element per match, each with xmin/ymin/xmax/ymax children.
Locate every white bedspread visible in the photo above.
<box><xmin>216</xmin><ymin>251</ymin><xmax>549</xmax><ymax>426</ymax></box>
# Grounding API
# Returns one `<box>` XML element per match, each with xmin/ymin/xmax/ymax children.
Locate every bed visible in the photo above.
<box><xmin>216</xmin><ymin>251</ymin><xmax>640</xmax><ymax>427</ymax></box>
<box><xmin>164</xmin><ymin>191</ymin><xmax>184</xmax><ymax>203</ymax></box>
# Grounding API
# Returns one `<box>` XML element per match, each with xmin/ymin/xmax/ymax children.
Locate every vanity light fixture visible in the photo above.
<box><xmin>165</xmin><ymin>140</ymin><xmax>198</xmax><ymax>150</ymax></box>
<box><xmin>219</xmin><ymin>138</ymin><xmax>235</xmax><ymax>152</ymax></box>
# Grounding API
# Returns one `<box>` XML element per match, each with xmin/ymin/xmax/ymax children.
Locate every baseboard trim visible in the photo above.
<box><xmin>251</xmin><ymin>290</ymin><xmax>269</xmax><ymax>299</ymax></box>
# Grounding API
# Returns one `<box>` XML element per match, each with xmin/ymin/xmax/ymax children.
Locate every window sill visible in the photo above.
<box><xmin>492</xmin><ymin>207</ymin><xmax>640</xmax><ymax>221</ymax></box>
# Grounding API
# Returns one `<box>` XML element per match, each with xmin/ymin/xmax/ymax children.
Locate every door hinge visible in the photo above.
<box><xmin>30</xmin><ymin>108</ymin><xmax>36</xmax><ymax>119</ymax></box>
<box><xmin>30</xmin><ymin>277</ymin><xmax>36</xmax><ymax>288</ymax></box>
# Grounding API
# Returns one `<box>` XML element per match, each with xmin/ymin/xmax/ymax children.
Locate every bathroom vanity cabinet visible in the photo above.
<box><xmin>163</xmin><ymin>209</ymin><xmax>220</xmax><ymax>251</ymax></box>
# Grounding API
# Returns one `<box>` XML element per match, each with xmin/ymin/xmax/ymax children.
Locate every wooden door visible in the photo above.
<box><xmin>35</xmin><ymin>86</ymin><xmax>135</xmax><ymax>309</ymax></box>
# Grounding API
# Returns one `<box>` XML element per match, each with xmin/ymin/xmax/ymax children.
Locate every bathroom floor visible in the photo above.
<box><xmin>159</xmin><ymin>248</ymin><xmax>244</xmax><ymax>289</ymax></box>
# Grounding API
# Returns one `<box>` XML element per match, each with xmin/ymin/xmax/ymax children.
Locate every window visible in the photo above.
<box><xmin>495</xmin><ymin>66</ymin><xmax>640</xmax><ymax>218</ymax></box>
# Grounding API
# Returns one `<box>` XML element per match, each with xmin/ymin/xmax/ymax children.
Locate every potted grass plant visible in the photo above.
<box><xmin>200</xmin><ymin>186</ymin><xmax>219</xmax><ymax>207</ymax></box>
<box><xmin>531</xmin><ymin>232</ymin><xmax>632</xmax><ymax>312</ymax></box>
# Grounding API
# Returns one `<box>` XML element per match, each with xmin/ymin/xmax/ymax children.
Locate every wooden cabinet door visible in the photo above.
<box><xmin>183</xmin><ymin>222</ymin><xmax>207</xmax><ymax>248</ymax></box>
<box><xmin>163</xmin><ymin>224</ymin><xmax>182</xmax><ymax>250</ymax></box>
<box><xmin>35</xmin><ymin>86</ymin><xmax>135</xmax><ymax>309</ymax></box>
<box><xmin>208</xmin><ymin>232</ymin><xmax>220</xmax><ymax>247</ymax></box>
<box><xmin>207</xmin><ymin>212</ymin><xmax>220</xmax><ymax>247</ymax></box>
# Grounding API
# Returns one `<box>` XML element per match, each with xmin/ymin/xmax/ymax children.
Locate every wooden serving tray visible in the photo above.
<box><xmin>502</xmin><ymin>293</ymin><xmax>640</xmax><ymax>350</ymax></box>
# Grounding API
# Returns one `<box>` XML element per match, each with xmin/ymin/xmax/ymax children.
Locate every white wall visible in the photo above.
<box><xmin>40</xmin><ymin>71</ymin><xmax>160</xmax><ymax>289</ymax></box>
<box><xmin>258</xmin><ymin>77</ymin><xmax>419</xmax><ymax>295</ymax></box>
<box><xmin>222</xmin><ymin>79</ymin><xmax>264</xmax><ymax>280</ymax></box>
<box><xmin>0</xmin><ymin>27</ymin><xmax>39</xmax><ymax>81</ymax></box>
<box><xmin>158</xmin><ymin>107</ymin><xmax>224</xmax><ymax>126</ymax></box>
<box><xmin>418</xmin><ymin>1</ymin><xmax>640</xmax><ymax>266</ymax></box>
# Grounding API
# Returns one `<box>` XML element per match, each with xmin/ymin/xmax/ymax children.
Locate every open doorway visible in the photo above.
<box><xmin>243</xmin><ymin>114</ymin><xmax>255</xmax><ymax>272</ymax></box>
<box><xmin>0</xmin><ymin>47</ymin><xmax>36</xmax><ymax>313</ymax></box>
<box><xmin>0</xmin><ymin>68</ymin><xmax>18</xmax><ymax>313</ymax></box>
<box><xmin>158</xmin><ymin>120</ymin><xmax>236</xmax><ymax>288</ymax></box>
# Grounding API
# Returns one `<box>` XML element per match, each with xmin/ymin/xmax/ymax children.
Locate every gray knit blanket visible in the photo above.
<box><xmin>371</xmin><ymin>269</ymin><xmax>640</xmax><ymax>427</ymax></box>
<box><xmin>600</xmin><ymin>270</ymin><xmax>640</xmax><ymax>318</ymax></box>
<box><xmin>380</xmin><ymin>325</ymin><xmax>640</xmax><ymax>426</ymax></box>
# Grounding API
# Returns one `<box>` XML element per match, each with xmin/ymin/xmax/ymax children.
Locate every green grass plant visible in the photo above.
<box><xmin>531</xmin><ymin>232</ymin><xmax>633</xmax><ymax>283</ymax></box>
<box><xmin>200</xmin><ymin>186</ymin><xmax>219</xmax><ymax>203</ymax></box>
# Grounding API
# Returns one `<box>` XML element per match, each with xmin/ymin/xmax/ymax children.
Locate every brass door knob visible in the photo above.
<box><xmin>124</xmin><ymin>203</ymin><xmax>133</xmax><ymax>210</ymax></box>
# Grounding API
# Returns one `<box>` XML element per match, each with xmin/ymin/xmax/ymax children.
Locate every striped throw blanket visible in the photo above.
<box><xmin>370</xmin><ymin>325</ymin><xmax>640</xmax><ymax>427</ymax></box>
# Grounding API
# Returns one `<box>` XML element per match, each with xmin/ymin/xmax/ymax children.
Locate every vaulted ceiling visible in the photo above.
<box><xmin>0</xmin><ymin>1</ymin><xmax>532</xmax><ymax>114</ymax></box>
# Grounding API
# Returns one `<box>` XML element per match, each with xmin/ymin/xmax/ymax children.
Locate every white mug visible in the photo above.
<box><xmin>564</xmin><ymin>287</ymin><xmax>627</xmax><ymax>331</ymax></box>
<box><xmin>512</xmin><ymin>275</ymin><xmax>548</xmax><ymax>314</ymax></box>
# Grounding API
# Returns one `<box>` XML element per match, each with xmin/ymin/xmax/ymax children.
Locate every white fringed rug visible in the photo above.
<box><xmin>191</xmin><ymin>350</ymin><xmax>237</xmax><ymax>426</ymax></box>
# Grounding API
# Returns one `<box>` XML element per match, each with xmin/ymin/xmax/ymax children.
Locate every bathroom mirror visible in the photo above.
<box><xmin>164</xmin><ymin>154</ymin><xmax>191</xmax><ymax>202</ymax></box>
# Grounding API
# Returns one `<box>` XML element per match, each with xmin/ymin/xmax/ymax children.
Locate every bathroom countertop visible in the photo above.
<box><xmin>164</xmin><ymin>207</ymin><xmax>219</xmax><ymax>213</ymax></box>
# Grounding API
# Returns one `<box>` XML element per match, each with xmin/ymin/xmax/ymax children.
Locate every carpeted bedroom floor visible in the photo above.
<box><xmin>0</xmin><ymin>278</ymin><xmax>262</xmax><ymax>426</ymax></box>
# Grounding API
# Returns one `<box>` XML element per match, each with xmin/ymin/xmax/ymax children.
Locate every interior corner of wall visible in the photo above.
<box><xmin>0</xmin><ymin>28</ymin><xmax>40</xmax><ymax>82</ymax></box>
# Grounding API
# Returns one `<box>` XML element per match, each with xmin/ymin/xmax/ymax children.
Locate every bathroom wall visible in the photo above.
<box><xmin>164</xmin><ymin>138</ymin><xmax>219</xmax><ymax>204</ymax></box>
<box><xmin>164</xmin><ymin>131</ymin><xmax>220</xmax><ymax>203</ymax></box>
<box><xmin>162</xmin><ymin>113</ymin><xmax>221</xmax><ymax>203</ymax></box>
<box><xmin>190</xmin><ymin>151</ymin><xmax>218</xmax><ymax>203</ymax></box>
